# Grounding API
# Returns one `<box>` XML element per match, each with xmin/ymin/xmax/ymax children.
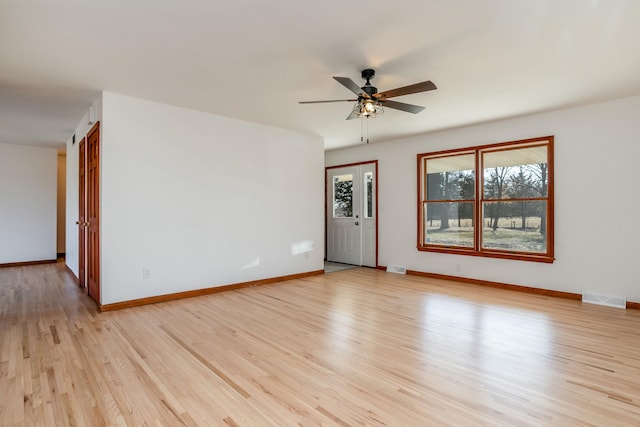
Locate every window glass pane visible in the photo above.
<box><xmin>483</xmin><ymin>146</ymin><xmax>546</xmax><ymax>168</ymax></box>
<box><xmin>333</xmin><ymin>174</ymin><xmax>353</xmax><ymax>218</ymax></box>
<box><xmin>482</xmin><ymin>200</ymin><xmax>547</xmax><ymax>253</ymax></box>
<box><xmin>426</xmin><ymin>154</ymin><xmax>475</xmax><ymax>201</ymax></box>
<box><xmin>424</xmin><ymin>202</ymin><xmax>474</xmax><ymax>247</ymax></box>
<box><xmin>483</xmin><ymin>147</ymin><xmax>548</xmax><ymax>199</ymax></box>
<box><xmin>364</xmin><ymin>172</ymin><xmax>373</xmax><ymax>218</ymax></box>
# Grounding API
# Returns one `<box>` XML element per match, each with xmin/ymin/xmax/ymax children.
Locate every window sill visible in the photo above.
<box><xmin>417</xmin><ymin>245</ymin><xmax>555</xmax><ymax>263</ymax></box>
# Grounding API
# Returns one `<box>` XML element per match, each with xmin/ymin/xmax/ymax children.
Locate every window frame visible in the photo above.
<box><xmin>417</xmin><ymin>136</ymin><xmax>554</xmax><ymax>263</ymax></box>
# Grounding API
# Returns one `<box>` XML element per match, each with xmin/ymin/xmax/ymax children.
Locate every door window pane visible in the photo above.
<box><xmin>364</xmin><ymin>172</ymin><xmax>373</xmax><ymax>218</ymax></box>
<box><xmin>333</xmin><ymin>174</ymin><xmax>353</xmax><ymax>218</ymax></box>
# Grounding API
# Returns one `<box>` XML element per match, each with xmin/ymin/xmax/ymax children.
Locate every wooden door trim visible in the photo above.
<box><xmin>78</xmin><ymin>137</ymin><xmax>87</xmax><ymax>288</ymax></box>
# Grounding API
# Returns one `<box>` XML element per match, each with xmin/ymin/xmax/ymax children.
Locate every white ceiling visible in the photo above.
<box><xmin>2</xmin><ymin>0</ymin><xmax>640</xmax><ymax>150</ymax></box>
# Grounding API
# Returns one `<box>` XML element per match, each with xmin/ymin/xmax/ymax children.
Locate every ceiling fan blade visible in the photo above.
<box><xmin>333</xmin><ymin>77</ymin><xmax>369</xmax><ymax>98</ymax></box>
<box><xmin>346</xmin><ymin>110</ymin><xmax>360</xmax><ymax>120</ymax></box>
<box><xmin>374</xmin><ymin>80</ymin><xmax>437</xmax><ymax>100</ymax></box>
<box><xmin>299</xmin><ymin>99</ymin><xmax>357</xmax><ymax>104</ymax></box>
<box><xmin>381</xmin><ymin>99</ymin><xmax>425</xmax><ymax>114</ymax></box>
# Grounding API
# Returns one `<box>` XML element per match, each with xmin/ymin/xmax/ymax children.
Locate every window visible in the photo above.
<box><xmin>364</xmin><ymin>172</ymin><xmax>374</xmax><ymax>218</ymax></box>
<box><xmin>333</xmin><ymin>174</ymin><xmax>353</xmax><ymax>218</ymax></box>
<box><xmin>417</xmin><ymin>136</ymin><xmax>554</xmax><ymax>263</ymax></box>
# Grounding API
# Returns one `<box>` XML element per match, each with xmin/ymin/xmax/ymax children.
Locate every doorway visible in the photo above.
<box><xmin>78</xmin><ymin>122</ymin><xmax>101</xmax><ymax>306</ymax></box>
<box><xmin>326</xmin><ymin>161</ymin><xmax>377</xmax><ymax>267</ymax></box>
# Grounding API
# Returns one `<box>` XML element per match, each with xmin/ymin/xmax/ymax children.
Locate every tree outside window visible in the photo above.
<box><xmin>333</xmin><ymin>175</ymin><xmax>353</xmax><ymax>218</ymax></box>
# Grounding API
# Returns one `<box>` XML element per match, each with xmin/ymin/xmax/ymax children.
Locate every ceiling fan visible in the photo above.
<box><xmin>299</xmin><ymin>69</ymin><xmax>437</xmax><ymax>120</ymax></box>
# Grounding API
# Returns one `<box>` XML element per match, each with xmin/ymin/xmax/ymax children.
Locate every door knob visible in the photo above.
<box><xmin>355</xmin><ymin>221</ymin><xmax>359</xmax><ymax>226</ymax></box>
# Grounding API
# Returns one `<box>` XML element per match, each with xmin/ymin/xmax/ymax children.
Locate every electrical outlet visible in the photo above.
<box><xmin>142</xmin><ymin>268</ymin><xmax>151</xmax><ymax>279</ymax></box>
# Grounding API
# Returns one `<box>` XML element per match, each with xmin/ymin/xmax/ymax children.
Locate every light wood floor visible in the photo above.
<box><xmin>2</xmin><ymin>263</ymin><xmax>640</xmax><ymax>426</ymax></box>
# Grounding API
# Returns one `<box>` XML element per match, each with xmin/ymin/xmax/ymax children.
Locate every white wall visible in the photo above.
<box><xmin>57</xmin><ymin>151</ymin><xmax>66</xmax><ymax>254</ymax></box>
<box><xmin>326</xmin><ymin>95</ymin><xmax>640</xmax><ymax>302</ymax></box>
<box><xmin>0</xmin><ymin>143</ymin><xmax>57</xmax><ymax>264</ymax></box>
<box><xmin>76</xmin><ymin>92</ymin><xmax>324</xmax><ymax>304</ymax></box>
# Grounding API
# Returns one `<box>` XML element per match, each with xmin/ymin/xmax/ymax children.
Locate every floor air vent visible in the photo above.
<box><xmin>386</xmin><ymin>265</ymin><xmax>406</xmax><ymax>274</ymax></box>
<box><xmin>582</xmin><ymin>292</ymin><xmax>626</xmax><ymax>309</ymax></box>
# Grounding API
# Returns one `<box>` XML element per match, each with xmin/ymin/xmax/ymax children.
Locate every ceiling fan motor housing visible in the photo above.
<box><xmin>361</xmin><ymin>68</ymin><xmax>375</xmax><ymax>80</ymax></box>
<box><xmin>361</xmin><ymin>69</ymin><xmax>377</xmax><ymax>96</ymax></box>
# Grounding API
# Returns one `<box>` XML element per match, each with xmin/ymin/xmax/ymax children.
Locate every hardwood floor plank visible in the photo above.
<box><xmin>3</xmin><ymin>262</ymin><xmax>640</xmax><ymax>425</ymax></box>
<box><xmin>159</xmin><ymin>325</ymin><xmax>252</xmax><ymax>399</ymax></box>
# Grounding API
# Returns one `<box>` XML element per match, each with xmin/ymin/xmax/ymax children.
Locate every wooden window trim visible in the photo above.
<box><xmin>417</xmin><ymin>136</ymin><xmax>554</xmax><ymax>263</ymax></box>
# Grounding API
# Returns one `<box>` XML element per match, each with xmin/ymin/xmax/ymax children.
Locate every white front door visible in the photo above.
<box><xmin>326</xmin><ymin>162</ymin><xmax>377</xmax><ymax>267</ymax></box>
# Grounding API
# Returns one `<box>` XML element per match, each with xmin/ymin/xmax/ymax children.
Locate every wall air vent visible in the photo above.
<box><xmin>386</xmin><ymin>265</ymin><xmax>406</xmax><ymax>274</ymax></box>
<box><xmin>582</xmin><ymin>292</ymin><xmax>626</xmax><ymax>309</ymax></box>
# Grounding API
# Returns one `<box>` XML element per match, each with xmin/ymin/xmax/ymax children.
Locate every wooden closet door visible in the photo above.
<box><xmin>86</xmin><ymin>123</ymin><xmax>101</xmax><ymax>305</ymax></box>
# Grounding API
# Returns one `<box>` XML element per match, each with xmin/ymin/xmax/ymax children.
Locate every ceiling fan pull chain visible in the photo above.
<box><xmin>366</xmin><ymin>117</ymin><xmax>370</xmax><ymax>144</ymax></box>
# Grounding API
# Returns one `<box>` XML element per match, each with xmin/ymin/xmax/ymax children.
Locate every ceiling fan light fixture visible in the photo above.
<box><xmin>355</xmin><ymin>99</ymin><xmax>383</xmax><ymax>118</ymax></box>
<box><xmin>299</xmin><ymin>69</ymin><xmax>436</xmax><ymax>120</ymax></box>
